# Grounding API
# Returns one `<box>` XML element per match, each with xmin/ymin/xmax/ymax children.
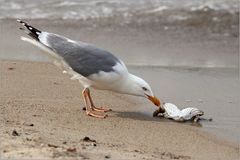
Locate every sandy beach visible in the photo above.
<box><xmin>0</xmin><ymin>60</ymin><xmax>238</xmax><ymax>160</ymax></box>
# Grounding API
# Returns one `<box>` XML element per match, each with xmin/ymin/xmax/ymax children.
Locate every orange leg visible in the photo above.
<box><xmin>82</xmin><ymin>88</ymin><xmax>107</xmax><ymax>118</ymax></box>
<box><xmin>87</xmin><ymin>89</ymin><xmax>112</xmax><ymax>112</ymax></box>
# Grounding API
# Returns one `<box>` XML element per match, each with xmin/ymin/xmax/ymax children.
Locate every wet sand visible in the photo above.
<box><xmin>0</xmin><ymin>60</ymin><xmax>238</xmax><ymax>160</ymax></box>
<box><xmin>0</xmin><ymin>19</ymin><xmax>238</xmax><ymax>68</ymax></box>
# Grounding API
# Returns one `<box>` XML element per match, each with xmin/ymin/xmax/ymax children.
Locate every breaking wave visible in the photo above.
<box><xmin>0</xmin><ymin>0</ymin><xmax>238</xmax><ymax>19</ymax></box>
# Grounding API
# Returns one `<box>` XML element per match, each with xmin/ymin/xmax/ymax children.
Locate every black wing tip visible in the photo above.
<box><xmin>17</xmin><ymin>19</ymin><xmax>25</xmax><ymax>25</ymax></box>
<box><xmin>17</xmin><ymin>19</ymin><xmax>42</xmax><ymax>41</ymax></box>
<box><xmin>17</xmin><ymin>19</ymin><xmax>28</xmax><ymax>29</ymax></box>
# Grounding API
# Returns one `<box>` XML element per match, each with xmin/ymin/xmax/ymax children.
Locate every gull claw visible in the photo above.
<box><xmin>91</xmin><ymin>106</ymin><xmax>112</xmax><ymax>112</ymax></box>
<box><xmin>86</xmin><ymin>110</ymin><xmax>107</xmax><ymax>119</ymax></box>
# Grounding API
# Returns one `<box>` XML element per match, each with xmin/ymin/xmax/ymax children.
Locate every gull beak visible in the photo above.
<box><xmin>147</xmin><ymin>95</ymin><xmax>161</xmax><ymax>107</ymax></box>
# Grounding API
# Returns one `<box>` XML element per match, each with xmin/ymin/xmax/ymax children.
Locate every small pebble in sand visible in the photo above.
<box><xmin>105</xmin><ymin>155</ymin><xmax>111</xmax><ymax>159</ymax></box>
<box><xmin>48</xmin><ymin>144</ymin><xmax>59</xmax><ymax>148</ymax></box>
<box><xmin>82</xmin><ymin>136</ymin><xmax>96</xmax><ymax>143</ymax></box>
<box><xmin>23</xmin><ymin>122</ymin><xmax>34</xmax><ymax>127</ymax></box>
<box><xmin>32</xmin><ymin>114</ymin><xmax>41</xmax><ymax>117</ymax></box>
<box><xmin>82</xmin><ymin>137</ymin><xmax>97</xmax><ymax>147</ymax></box>
<box><xmin>12</xmin><ymin>130</ymin><xmax>20</xmax><ymax>136</ymax></box>
<box><xmin>66</xmin><ymin>147</ymin><xmax>77</xmax><ymax>152</ymax></box>
<box><xmin>8</xmin><ymin>67</ymin><xmax>15</xmax><ymax>70</ymax></box>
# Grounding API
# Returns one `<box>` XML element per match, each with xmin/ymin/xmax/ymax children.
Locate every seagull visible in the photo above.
<box><xmin>17</xmin><ymin>19</ymin><xmax>160</xmax><ymax>118</ymax></box>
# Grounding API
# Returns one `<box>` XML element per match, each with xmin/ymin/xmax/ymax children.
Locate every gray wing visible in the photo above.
<box><xmin>40</xmin><ymin>33</ymin><xmax>121</xmax><ymax>77</ymax></box>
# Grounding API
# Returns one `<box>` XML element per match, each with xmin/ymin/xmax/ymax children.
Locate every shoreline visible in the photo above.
<box><xmin>1</xmin><ymin>18</ymin><xmax>238</xmax><ymax>69</ymax></box>
<box><xmin>0</xmin><ymin>60</ymin><xmax>238</xmax><ymax>160</ymax></box>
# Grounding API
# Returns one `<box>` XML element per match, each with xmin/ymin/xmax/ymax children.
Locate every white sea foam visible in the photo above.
<box><xmin>0</xmin><ymin>0</ymin><xmax>238</xmax><ymax>20</ymax></box>
<box><xmin>54</xmin><ymin>1</ymin><xmax>79</xmax><ymax>7</ymax></box>
<box><xmin>168</xmin><ymin>15</ymin><xmax>189</xmax><ymax>22</ymax></box>
<box><xmin>0</xmin><ymin>1</ymin><xmax>21</xmax><ymax>10</ymax></box>
<box><xmin>144</xmin><ymin>6</ymin><xmax>169</xmax><ymax>14</ymax></box>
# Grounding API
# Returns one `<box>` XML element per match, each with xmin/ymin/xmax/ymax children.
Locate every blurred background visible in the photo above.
<box><xmin>0</xmin><ymin>0</ymin><xmax>238</xmax><ymax>68</ymax></box>
<box><xmin>0</xmin><ymin>0</ymin><xmax>239</xmax><ymax>142</ymax></box>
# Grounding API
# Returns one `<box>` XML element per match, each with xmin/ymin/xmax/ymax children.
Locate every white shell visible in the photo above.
<box><xmin>162</xmin><ymin>103</ymin><xmax>204</xmax><ymax>121</ymax></box>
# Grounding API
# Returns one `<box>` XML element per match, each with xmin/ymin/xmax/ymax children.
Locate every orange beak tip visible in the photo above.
<box><xmin>148</xmin><ymin>96</ymin><xmax>161</xmax><ymax>107</ymax></box>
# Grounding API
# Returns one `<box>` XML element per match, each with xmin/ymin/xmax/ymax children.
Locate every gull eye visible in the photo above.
<box><xmin>142</xmin><ymin>87</ymin><xmax>148</xmax><ymax>91</ymax></box>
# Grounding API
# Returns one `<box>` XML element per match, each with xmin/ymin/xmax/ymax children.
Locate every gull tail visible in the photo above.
<box><xmin>17</xmin><ymin>19</ymin><xmax>61</xmax><ymax>60</ymax></box>
<box><xmin>17</xmin><ymin>19</ymin><xmax>41</xmax><ymax>41</ymax></box>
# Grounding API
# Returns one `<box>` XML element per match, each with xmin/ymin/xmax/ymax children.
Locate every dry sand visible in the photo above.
<box><xmin>0</xmin><ymin>60</ymin><xmax>239</xmax><ymax>160</ymax></box>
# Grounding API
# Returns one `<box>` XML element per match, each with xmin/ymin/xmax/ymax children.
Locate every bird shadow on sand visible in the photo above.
<box><xmin>112</xmin><ymin>110</ymin><xmax>164</xmax><ymax>122</ymax></box>
<box><xmin>111</xmin><ymin>110</ymin><xmax>203</xmax><ymax>127</ymax></box>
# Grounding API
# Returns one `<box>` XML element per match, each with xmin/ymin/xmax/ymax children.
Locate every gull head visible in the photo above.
<box><xmin>123</xmin><ymin>74</ymin><xmax>161</xmax><ymax>107</ymax></box>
